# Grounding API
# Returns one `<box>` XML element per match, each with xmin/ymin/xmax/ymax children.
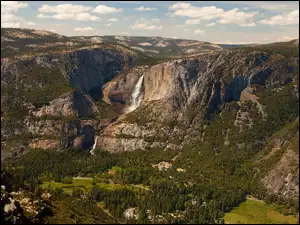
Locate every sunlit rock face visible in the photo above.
<box><xmin>95</xmin><ymin>51</ymin><xmax>298</xmax><ymax>153</ymax></box>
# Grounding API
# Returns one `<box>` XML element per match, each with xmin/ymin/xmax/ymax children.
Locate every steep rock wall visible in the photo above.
<box><xmin>95</xmin><ymin>51</ymin><xmax>299</xmax><ymax>152</ymax></box>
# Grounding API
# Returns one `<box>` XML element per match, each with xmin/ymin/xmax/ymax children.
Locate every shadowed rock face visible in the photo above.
<box><xmin>1</xmin><ymin>48</ymin><xmax>128</xmax><ymax>94</ymax></box>
<box><xmin>250</xmin><ymin>68</ymin><xmax>272</xmax><ymax>86</ymax></box>
<box><xmin>81</xmin><ymin>125</ymin><xmax>95</xmax><ymax>150</ymax></box>
<box><xmin>31</xmin><ymin>90</ymin><xmax>99</xmax><ymax>118</ymax></box>
<box><xmin>223</xmin><ymin>76</ymin><xmax>249</xmax><ymax>102</ymax></box>
<box><xmin>72</xmin><ymin>90</ymin><xmax>97</xmax><ymax>118</ymax></box>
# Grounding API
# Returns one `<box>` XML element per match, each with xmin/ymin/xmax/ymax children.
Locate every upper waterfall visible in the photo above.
<box><xmin>125</xmin><ymin>75</ymin><xmax>144</xmax><ymax>113</ymax></box>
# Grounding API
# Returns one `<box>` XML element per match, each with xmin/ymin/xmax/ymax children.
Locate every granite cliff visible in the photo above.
<box><xmin>1</xmin><ymin>29</ymin><xmax>299</xmax><ymax>202</ymax></box>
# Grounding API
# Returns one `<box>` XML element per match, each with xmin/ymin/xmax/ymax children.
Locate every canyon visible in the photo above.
<box><xmin>1</xmin><ymin>29</ymin><xmax>299</xmax><ymax>220</ymax></box>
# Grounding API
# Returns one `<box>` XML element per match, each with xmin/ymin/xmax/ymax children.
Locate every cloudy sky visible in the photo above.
<box><xmin>1</xmin><ymin>1</ymin><xmax>299</xmax><ymax>44</ymax></box>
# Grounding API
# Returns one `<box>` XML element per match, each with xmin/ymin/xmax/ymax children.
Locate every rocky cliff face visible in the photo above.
<box><xmin>95</xmin><ymin>51</ymin><xmax>298</xmax><ymax>152</ymax></box>
<box><xmin>1</xmin><ymin>46</ymin><xmax>134</xmax><ymax>157</ymax></box>
<box><xmin>31</xmin><ymin>89</ymin><xmax>98</xmax><ymax>118</ymax></box>
<box><xmin>2</xmin><ymin>47</ymin><xmax>298</xmax><ymax>156</ymax></box>
<box><xmin>258</xmin><ymin>118</ymin><xmax>299</xmax><ymax>199</ymax></box>
<box><xmin>1</xmin><ymin>47</ymin><xmax>129</xmax><ymax>95</ymax></box>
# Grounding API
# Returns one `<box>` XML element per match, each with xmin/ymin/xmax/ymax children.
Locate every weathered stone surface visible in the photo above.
<box><xmin>28</xmin><ymin>139</ymin><xmax>60</xmax><ymax>149</ymax></box>
<box><xmin>31</xmin><ymin>90</ymin><xmax>99</xmax><ymax>118</ymax></box>
<box><xmin>262</xmin><ymin>148</ymin><xmax>299</xmax><ymax>199</ymax></box>
<box><xmin>73</xmin><ymin>136</ymin><xmax>83</xmax><ymax>149</ymax></box>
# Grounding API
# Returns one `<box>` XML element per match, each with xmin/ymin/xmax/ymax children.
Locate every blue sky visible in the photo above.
<box><xmin>1</xmin><ymin>1</ymin><xmax>299</xmax><ymax>44</ymax></box>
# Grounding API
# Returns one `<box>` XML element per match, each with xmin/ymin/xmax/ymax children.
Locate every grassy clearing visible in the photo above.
<box><xmin>224</xmin><ymin>198</ymin><xmax>298</xmax><ymax>224</ymax></box>
<box><xmin>40</xmin><ymin>178</ymin><xmax>149</xmax><ymax>195</ymax></box>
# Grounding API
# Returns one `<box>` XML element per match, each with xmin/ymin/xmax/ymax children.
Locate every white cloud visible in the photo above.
<box><xmin>39</xmin><ymin>4</ymin><xmax>91</xmax><ymax>14</ymax></box>
<box><xmin>259</xmin><ymin>10</ymin><xmax>299</xmax><ymax>26</ymax></box>
<box><xmin>1</xmin><ymin>22</ymin><xmax>20</xmax><ymax>28</ymax></box>
<box><xmin>218</xmin><ymin>8</ymin><xmax>258</xmax><ymax>27</ymax></box>
<box><xmin>38</xmin><ymin>4</ymin><xmax>101</xmax><ymax>21</ymax></box>
<box><xmin>131</xmin><ymin>18</ymin><xmax>162</xmax><ymax>30</ymax></box>
<box><xmin>26</xmin><ymin>21</ymin><xmax>36</xmax><ymax>26</ymax></box>
<box><xmin>74</xmin><ymin>27</ymin><xmax>94</xmax><ymax>32</ymax></box>
<box><xmin>169</xmin><ymin>3</ymin><xmax>192</xmax><ymax>10</ymax></box>
<box><xmin>1</xmin><ymin>1</ymin><xmax>28</xmax><ymax>28</ymax></box>
<box><xmin>93</xmin><ymin>5</ymin><xmax>123</xmax><ymax>14</ymax></box>
<box><xmin>1</xmin><ymin>13</ymin><xmax>22</xmax><ymax>23</ymax></box>
<box><xmin>51</xmin><ymin>13</ymin><xmax>73</xmax><ymax>20</ymax></box>
<box><xmin>51</xmin><ymin>13</ymin><xmax>100</xmax><ymax>21</ymax></box>
<box><xmin>134</xmin><ymin>6</ymin><xmax>156</xmax><ymax>11</ymax></box>
<box><xmin>184</xmin><ymin>28</ymin><xmax>188</xmax><ymax>31</ymax></box>
<box><xmin>169</xmin><ymin>3</ymin><xmax>224</xmax><ymax>20</ymax></box>
<box><xmin>185</xmin><ymin>19</ymin><xmax>201</xmax><ymax>25</ymax></box>
<box><xmin>249</xmin><ymin>2</ymin><xmax>297</xmax><ymax>12</ymax></box>
<box><xmin>76</xmin><ymin>13</ymin><xmax>99</xmax><ymax>21</ymax></box>
<box><xmin>40</xmin><ymin>12</ymin><xmax>100</xmax><ymax>21</ymax></box>
<box><xmin>105</xmin><ymin>23</ymin><xmax>112</xmax><ymax>27</ymax></box>
<box><xmin>108</xmin><ymin>18</ymin><xmax>119</xmax><ymax>22</ymax></box>
<box><xmin>37</xmin><ymin>13</ymin><xmax>51</xmax><ymax>18</ymax></box>
<box><xmin>1</xmin><ymin>1</ymin><xmax>28</xmax><ymax>14</ymax></box>
<box><xmin>224</xmin><ymin>1</ymin><xmax>298</xmax><ymax>13</ymax></box>
<box><xmin>205</xmin><ymin>22</ymin><xmax>216</xmax><ymax>27</ymax></box>
<box><xmin>169</xmin><ymin>3</ymin><xmax>258</xmax><ymax>27</ymax></box>
<box><xmin>194</xmin><ymin>29</ymin><xmax>205</xmax><ymax>36</ymax></box>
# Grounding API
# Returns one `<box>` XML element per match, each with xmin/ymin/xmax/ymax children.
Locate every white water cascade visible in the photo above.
<box><xmin>126</xmin><ymin>75</ymin><xmax>144</xmax><ymax>113</ymax></box>
<box><xmin>90</xmin><ymin>136</ymin><xmax>99</xmax><ymax>155</ymax></box>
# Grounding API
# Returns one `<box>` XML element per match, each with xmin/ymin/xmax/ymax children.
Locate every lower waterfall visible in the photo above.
<box><xmin>90</xmin><ymin>136</ymin><xmax>99</xmax><ymax>155</ymax></box>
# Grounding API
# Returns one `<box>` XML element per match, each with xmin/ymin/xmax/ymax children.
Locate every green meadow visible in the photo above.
<box><xmin>224</xmin><ymin>197</ymin><xmax>298</xmax><ymax>224</ymax></box>
<box><xmin>40</xmin><ymin>177</ymin><xmax>148</xmax><ymax>195</ymax></box>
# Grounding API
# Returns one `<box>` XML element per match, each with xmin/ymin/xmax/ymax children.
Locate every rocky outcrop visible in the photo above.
<box><xmin>1</xmin><ymin>172</ymin><xmax>31</xmax><ymax>224</ymax></box>
<box><xmin>31</xmin><ymin>89</ymin><xmax>99</xmax><ymax>118</ymax></box>
<box><xmin>28</xmin><ymin>139</ymin><xmax>60</xmax><ymax>150</ymax></box>
<box><xmin>262</xmin><ymin>148</ymin><xmax>299</xmax><ymax>199</ymax></box>
<box><xmin>124</xmin><ymin>207</ymin><xmax>139</xmax><ymax>220</ymax></box>
<box><xmin>25</xmin><ymin>117</ymin><xmax>112</xmax><ymax>150</ymax></box>
<box><xmin>97</xmin><ymin>136</ymin><xmax>166</xmax><ymax>152</ymax></box>
<box><xmin>152</xmin><ymin>161</ymin><xmax>172</xmax><ymax>171</ymax></box>
<box><xmin>259</xmin><ymin>118</ymin><xmax>299</xmax><ymax>199</ymax></box>
<box><xmin>95</xmin><ymin>119</ymin><xmax>171</xmax><ymax>152</ymax></box>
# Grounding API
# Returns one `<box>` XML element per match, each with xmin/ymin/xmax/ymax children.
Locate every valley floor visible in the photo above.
<box><xmin>224</xmin><ymin>197</ymin><xmax>298</xmax><ymax>224</ymax></box>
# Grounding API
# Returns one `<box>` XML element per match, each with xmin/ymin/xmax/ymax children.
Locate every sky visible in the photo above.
<box><xmin>1</xmin><ymin>1</ymin><xmax>299</xmax><ymax>44</ymax></box>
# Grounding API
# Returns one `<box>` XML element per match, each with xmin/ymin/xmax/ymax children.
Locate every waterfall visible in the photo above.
<box><xmin>90</xmin><ymin>136</ymin><xmax>99</xmax><ymax>155</ymax></box>
<box><xmin>126</xmin><ymin>75</ymin><xmax>144</xmax><ymax>113</ymax></box>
